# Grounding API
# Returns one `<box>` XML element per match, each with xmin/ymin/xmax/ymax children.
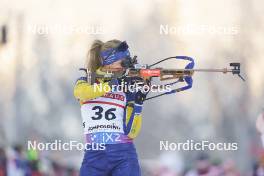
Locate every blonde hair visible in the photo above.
<box><xmin>86</xmin><ymin>39</ymin><xmax>122</xmax><ymax>72</ymax></box>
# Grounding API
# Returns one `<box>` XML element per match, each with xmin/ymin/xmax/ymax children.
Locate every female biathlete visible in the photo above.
<box><xmin>74</xmin><ymin>39</ymin><xmax>147</xmax><ymax>176</ymax></box>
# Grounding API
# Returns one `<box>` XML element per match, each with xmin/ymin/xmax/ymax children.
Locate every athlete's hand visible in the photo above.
<box><xmin>134</xmin><ymin>90</ymin><xmax>147</xmax><ymax>105</ymax></box>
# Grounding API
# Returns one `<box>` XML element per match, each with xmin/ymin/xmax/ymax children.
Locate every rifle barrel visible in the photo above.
<box><xmin>189</xmin><ymin>68</ymin><xmax>231</xmax><ymax>73</ymax></box>
<box><xmin>165</xmin><ymin>68</ymin><xmax>232</xmax><ymax>73</ymax></box>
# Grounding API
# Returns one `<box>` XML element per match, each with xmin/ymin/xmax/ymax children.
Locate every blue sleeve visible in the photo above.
<box><xmin>123</xmin><ymin>91</ymin><xmax>143</xmax><ymax>135</ymax></box>
<box><xmin>125</xmin><ymin>91</ymin><xmax>136</xmax><ymax>103</ymax></box>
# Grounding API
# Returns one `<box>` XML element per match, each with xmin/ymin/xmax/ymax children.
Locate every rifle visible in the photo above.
<box><xmin>84</xmin><ymin>56</ymin><xmax>245</xmax><ymax>100</ymax></box>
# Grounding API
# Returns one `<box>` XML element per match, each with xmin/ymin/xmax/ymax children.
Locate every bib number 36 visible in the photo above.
<box><xmin>91</xmin><ymin>106</ymin><xmax>116</xmax><ymax>121</ymax></box>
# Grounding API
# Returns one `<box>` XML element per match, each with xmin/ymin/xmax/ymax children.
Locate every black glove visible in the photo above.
<box><xmin>134</xmin><ymin>90</ymin><xmax>147</xmax><ymax>105</ymax></box>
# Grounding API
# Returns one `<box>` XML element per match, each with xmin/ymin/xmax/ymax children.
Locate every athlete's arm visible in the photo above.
<box><xmin>73</xmin><ymin>77</ymin><xmax>111</xmax><ymax>101</ymax></box>
<box><xmin>124</xmin><ymin>103</ymin><xmax>143</xmax><ymax>139</ymax></box>
<box><xmin>123</xmin><ymin>90</ymin><xmax>147</xmax><ymax>139</ymax></box>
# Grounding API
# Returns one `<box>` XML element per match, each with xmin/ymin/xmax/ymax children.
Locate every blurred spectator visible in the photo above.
<box><xmin>7</xmin><ymin>145</ymin><xmax>29</xmax><ymax>176</ymax></box>
<box><xmin>51</xmin><ymin>161</ymin><xmax>64</xmax><ymax>176</ymax></box>
<box><xmin>221</xmin><ymin>159</ymin><xmax>240</xmax><ymax>176</ymax></box>
<box><xmin>253</xmin><ymin>154</ymin><xmax>264</xmax><ymax>176</ymax></box>
<box><xmin>65</xmin><ymin>167</ymin><xmax>78</xmax><ymax>176</ymax></box>
<box><xmin>150</xmin><ymin>152</ymin><xmax>184</xmax><ymax>176</ymax></box>
<box><xmin>0</xmin><ymin>147</ymin><xmax>7</xmax><ymax>176</ymax></box>
<box><xmin>26</xmin><ymin>149</ymin><xmax>41</xmax><ymax>176</ymax></box>
<box><xmin>0</xmin><ymin>145</ymin><xmax>78</xmax><ymax>176</ymax></box>
<box><xmin>185</xmin><ymin>153</ymin><xmax>221</xmax><ymax>176</ymax></box>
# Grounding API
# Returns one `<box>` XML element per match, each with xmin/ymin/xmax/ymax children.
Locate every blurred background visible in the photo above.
<box><xmin>0</xmin><ymin>0</ymin><xmax>264</xmax><ymax>175</ymax></box>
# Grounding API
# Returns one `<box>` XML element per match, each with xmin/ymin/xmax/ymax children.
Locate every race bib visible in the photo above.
<box><xmin>81</xmin><ymin>92</ymin><xmax>126</xmax><ymax>135</ymax></box>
